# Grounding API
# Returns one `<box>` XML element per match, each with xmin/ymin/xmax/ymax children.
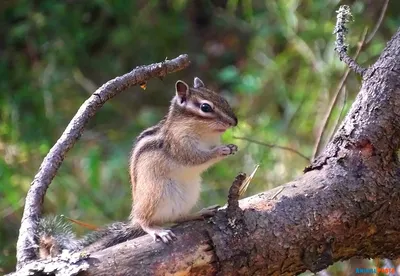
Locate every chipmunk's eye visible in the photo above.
<box><xmin>200</xmin><ymin>103</ymin><xmax>213</xmax><ymax>113</ymax></box>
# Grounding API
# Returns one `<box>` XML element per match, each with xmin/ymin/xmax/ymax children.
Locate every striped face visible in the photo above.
<box><xmin>174</xmin><ymin>78</ymin><xmax>238</xmax><ymax>133</ymax></box>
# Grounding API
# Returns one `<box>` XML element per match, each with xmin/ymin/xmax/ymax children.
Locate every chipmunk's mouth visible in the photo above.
<box><xmin>214</xmin><ymin>126</ymin><xmax>229</xmax><ymax>132</ymax></box>
<box><xmin>213</xmin><ymin>123</ymin><xmax>231</xmax><ymax>133</ymax></box>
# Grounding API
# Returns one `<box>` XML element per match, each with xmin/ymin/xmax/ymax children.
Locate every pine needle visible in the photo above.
<box><xmin>239</xmin><ymin>164</ymin><xmax>259</xmax><ymax>197</ymax></box>
<box><xmin>61</xmin><ymin>215</ymin><xmax>100</xmax><ymax>231</ymax></box>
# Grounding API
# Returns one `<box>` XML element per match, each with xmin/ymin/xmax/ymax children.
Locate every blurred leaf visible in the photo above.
<box><xmin>218</xmin><ymin>66</ymin><xmax>239</xmax><ymax>83</ymax></box>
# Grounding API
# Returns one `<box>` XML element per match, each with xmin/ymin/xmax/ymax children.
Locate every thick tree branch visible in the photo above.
<box><xmin>15</xmin><ymin>55</ymin><xmax>190</xmax><ymax>269</ymax></box>
<box><xmin>80</xmin><ymin>165</ymin><xmax>400</xmax><ymax>276</ymax></box>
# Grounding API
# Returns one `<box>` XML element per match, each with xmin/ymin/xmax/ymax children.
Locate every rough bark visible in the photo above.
<box><xmin>15</xmin><ymin>55</ymin><xmax>191</xmax><ymax>270</ymax></box>
<box><xmin>77</xmin><ymin>27</ymin><xmax>400</xmax><ymax>275</ymax></box>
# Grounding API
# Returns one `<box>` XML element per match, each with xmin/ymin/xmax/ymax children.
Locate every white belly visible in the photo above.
<box><xmin>151</xmin><ymin>165</ymin><xmax>204</xmax><ymax>223</ymax></box>
<box><xmin>151</xmin><ymin>133</ymin><xmax>222</xmax><ymax>223</ymax></box>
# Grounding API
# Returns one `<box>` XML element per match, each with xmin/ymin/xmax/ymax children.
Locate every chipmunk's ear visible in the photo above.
<box><xmin>193</xmin><ymin>77</ymin><xmax>205</xmax><ymax>88</ymax></box>
<box><xmin>175</xmin><ymin>80</ymin><xmax>190</xmax><ymax>103</ymax></box>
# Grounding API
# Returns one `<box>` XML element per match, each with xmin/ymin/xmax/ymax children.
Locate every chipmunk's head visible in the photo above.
<box><xmin>171</xmin><ymin>77</ymin><xmax>238</xmax><ymax>135</ymax></box>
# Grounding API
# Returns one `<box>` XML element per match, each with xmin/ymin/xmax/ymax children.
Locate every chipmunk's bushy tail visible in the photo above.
<box><xmin>36</xmin><ymin>216</ymin><xmax>145</xmax><ymax>259</ymax></box>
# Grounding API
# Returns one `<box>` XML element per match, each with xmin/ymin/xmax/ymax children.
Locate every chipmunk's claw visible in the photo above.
<box><xmin>145</xmin><ymin>227</ymin><xmax>177</xmax><ymax>243</ymax></box>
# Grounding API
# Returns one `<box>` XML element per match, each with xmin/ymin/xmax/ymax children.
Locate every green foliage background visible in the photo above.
<box><xmin>1</xmin><ymin>0</ymin><xmax>399</xmax><ymax>274</ymax></box>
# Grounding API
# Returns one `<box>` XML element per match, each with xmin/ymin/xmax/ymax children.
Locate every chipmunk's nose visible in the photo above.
<box><xmin>231</xmin><ymin>116</ymin><xmax>238</xmax><ymax>127</ymax></box>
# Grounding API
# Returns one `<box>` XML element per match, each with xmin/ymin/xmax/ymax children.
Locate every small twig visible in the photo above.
<box><xmin>15</xmin><ymin>54</ymin><xmax>190</xmax><ymax>269</ymax></box>
<box><xmin>227</xmin><ymin>173</ymin><xmax>247</xmax><ymax>219</ymax></box>
<box><xmin>328</xmin><ymin>86</ymin><xmax>348</xmax><ymax>143</ymax></box>
<box><xmin>313</xmin><ymin>28</ymin><xmax>368</xmax><ymax>159</ymax></box>
<box><xmin>73</xmin><ymin>68</ymin><xmax>97</xmax><ymax>95</ymax></box>
<box><xmin>234</xmin><ymin>136</ymin><xmax>310</xmax><ymax>162</ymax></box>
<box><xmin>366</xmin><ymin>0</ymin><xmax>390</xmax><ymax>44</ymax></box>
<box><xmin>333</xmin><ymin>5</ymin><xmax>366</xmax><ymax>76</ymax></box>
<box><xmin>287</xmin><ymin>92</ymin><xmax>309</xmax><ymax>130</ymax></box>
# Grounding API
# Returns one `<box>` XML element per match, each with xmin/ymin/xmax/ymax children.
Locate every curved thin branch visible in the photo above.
<box><xmin>233</xmin><ymin>136</ymin><xmax>310</xmax><ymax>162</ymax></box>
<box><xmin>328</xmin><ymin>86</ymin><xmax>347</xmax><ymax>141</ymax></box>
<box><xmin>366</xmin><ymin>0</ymin><xmax>390</xmax><ymax>44</ymax></box>
<box><xmin>15</xmin><ymin>54</ymin><xmax>191</xmax><ymax>269</ymax></box>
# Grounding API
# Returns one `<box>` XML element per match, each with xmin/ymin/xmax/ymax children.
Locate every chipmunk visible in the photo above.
<box><xmin>37</xmin><ymin>77</ymin><xmax>238</xmax><ymax>258</ymax></box>
<box><xmin>129</xmin><ymin>77</ymin><xmax>238</xmax><ymax>242</ymax></box>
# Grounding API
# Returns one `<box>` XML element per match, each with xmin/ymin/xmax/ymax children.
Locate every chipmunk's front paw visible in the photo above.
<box><xmin>218</xmin><ymin>144</ymin><xmax>238</xmax><ymax>156</ymax></box>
